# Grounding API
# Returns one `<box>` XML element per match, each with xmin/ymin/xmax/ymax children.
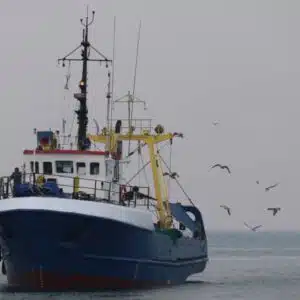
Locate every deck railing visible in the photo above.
<box><xmin>0</xmin><ymin>173</ymin><xmax>152</xmax><ymax>209</ymax></box>
<box><xmin>109</xmin><ymin>118</ymin><xmax>153</xmax><ymax>134</ymax></box>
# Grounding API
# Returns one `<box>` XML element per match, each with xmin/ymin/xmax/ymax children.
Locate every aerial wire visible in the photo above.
<box><xmin>128</xmin><ymin>20</ymin><xmax>142</xmax><ymax>155</ymax></box>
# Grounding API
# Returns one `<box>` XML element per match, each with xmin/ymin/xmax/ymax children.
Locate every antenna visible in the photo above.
<box><xmin>113</xmin><ymin>91</ymin><xmax>147</xmax><ymax>113</ymax></box>
<box><xmin>132</xmin><ymin>21</ymin><xmax>142</xmax><ymax>101</ymax></box>
<box><xmin>58</xmin><ymin>9</ymin><xmax>112</xmax><ymax>151</ymax></box>
<box><xmin>106</xmin><ymin>71</ymin><xmax>112</xmax><ymax>132</ymax></box>
<box><xmin>130</xmin><ymin>21</ymin><xmax>142</xmax><ymax>133</ymax></box>
<box><xmin>112</xmin><ymin>21</ymin><xmax>146</xmax><ymax>149</ymax></box>
<box><xmin>128</xmin><ymin>21</ymin><xmax>142</xmax><ymax>155</ymax></box>
<box><xmin>110</xmin><ymin>16</ymin><xmax>117</xmax><ymax>133</ymax></box>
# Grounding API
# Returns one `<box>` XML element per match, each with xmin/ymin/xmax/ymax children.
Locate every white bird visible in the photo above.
<box><xmin>220</xmin><ymin>205</ymin><xmax>231</xmax><ymax>216</ymax></box>
<box><xmin>163</xmin><ymin>172</ymin><xmax>179</xmax><ymax>179</ymax></box>
<box><xmin>210</xmin><ymin>164</ymin><xmax>231</xmax><ymax>174</ymax></box>
<box><xmin>243</xmin><ymin>222</ymin><xmax>262</xmax><ymax>232</ymax></box>
<box><xmin>265</xmin><ymin>183</ymin><xmax>279</xmax><ymax>192</ymax></box>
<box><xmin>267</xmin><ymin>207</ymin><xmax>281</xmax><ymax>216</ymax></box>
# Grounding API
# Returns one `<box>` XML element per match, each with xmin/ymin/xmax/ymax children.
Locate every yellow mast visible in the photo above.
<box><xmin>88</xmin><ymin>127</ymin><xmax>180</xmax><ymax>229</ymax></box>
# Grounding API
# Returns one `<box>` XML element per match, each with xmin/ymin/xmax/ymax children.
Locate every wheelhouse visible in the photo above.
<box><xmin>23</xmin><ymin>149</ymin><xmax>105</xmax><ymax>179</ymax></box>
<box><xmin>20</xmin><ymin>129</ymin><xmax>109</xmax><ymax>197</ymax></box>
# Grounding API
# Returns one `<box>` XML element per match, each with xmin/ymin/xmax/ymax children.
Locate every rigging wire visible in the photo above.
<box><xmin>158</xmin><ymin>153</ymin><xmax>197</xmax><ymax>208</ymax></box>
<box><xmin>127</xmin><ymin>20</ymin><xmax>142</xmax><ymax>156</ymax></box>
<box><xmin>136</xmin><ymin>140</ymin><xmax>150</xmax><ymax>188</ymax></box>
<box><xmin>125</xmin><ymin>142</ymin><xmax>146</xmax><ymax>159</ymax></box>
<box><xmin>59</xmin><ymin>45</ymin><xmax>82</xmax><ymax>64</ymax></box>
<box><xmin>125</xmin><ymin>161</ymin><xmax>150</xmax><ymax>186</ymax></box>
<box><xmin>139</xmin><ymin>148</ymin><xmax>150</xmax><ymax>186</ymax></box>
<box><xmin>124</xmin><ymin>141</ymin><xmax>169</xmax><ymax>186</ymax></box>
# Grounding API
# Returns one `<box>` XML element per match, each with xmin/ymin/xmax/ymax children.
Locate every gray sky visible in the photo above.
<box><xmin>0</xmin><ymin>0</ymin><xmax>300</xmax><ymax>231</ymax></box>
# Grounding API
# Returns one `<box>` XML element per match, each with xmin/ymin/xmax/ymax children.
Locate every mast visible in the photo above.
<box><xmin>58</xmin><ymin>8</ymin><xmax>112</xmax><ymax>151</ymax></box>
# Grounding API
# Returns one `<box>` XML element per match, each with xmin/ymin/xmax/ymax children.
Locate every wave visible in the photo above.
<box><xmin>209</xmin><ymin>247</ymin><xmax>300</xmax><ymax>257</ymax></box>
<box><xmin>211</xmin><ymin>255</ymin><xmax>300</xmax><ymax>261</ymax></box>
<box><xmin>210</xmin><ymin>247</ymin><xmax>300</xmax><ymax>251</ymax></box>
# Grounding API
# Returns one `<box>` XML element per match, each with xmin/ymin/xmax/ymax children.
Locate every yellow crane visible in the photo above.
<box><xmin>88</xmin><ymin>125</ymin><xmax>183</xmax><ymax>229</ymax></box>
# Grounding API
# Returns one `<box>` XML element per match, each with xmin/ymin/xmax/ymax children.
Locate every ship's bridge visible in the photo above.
<box><xmin>23</xmin><ymin>130</ymin><xmax>106</xmax><ymax>177</ymax></box>
<box><xmin>23</xmin><ymin>149</ymin><xmax>105</xmax><ymax>178</ymax></box>
<box><xmin>22</xmin><ymin>130</ymin><xmax>109</xmax><ymax>197</ymax></box>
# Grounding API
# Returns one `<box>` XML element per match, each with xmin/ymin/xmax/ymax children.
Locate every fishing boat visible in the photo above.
<box><xmin>0</xmin><ymin>9</ymin><xmax>208</xmax><ymax>290</ymax></box>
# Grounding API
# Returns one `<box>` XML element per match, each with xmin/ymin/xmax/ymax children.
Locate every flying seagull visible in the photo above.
<box><xmin>210</xmin><ymin>164</ymin><xmax>231</xmax><ymax>174</ymax></box>
<box><xmin>163</xmin><ymin>172</ymin><xmax>179</xmax><ymax>179</ymax></box>
<box><xmin>220</xmin><ymin>205</ymin><xmax>231</xmax><ymax>216</ymax></box>
<box><xmin>267</xmin><ymin>207</ymin><xmax>281</xmax><ymax>216</ymax></box>
<box><xmin>265</xmin><ymin>183</ymin><xmax>279</xmax><ymax>192</ymax></box>
<box><xmin>212</xmin><ymin>121</ymin><xmax>220</xmax><ymax>126</ymax></box>
<box><xmin>243</xmin><ymin>222</ymin><xmax>262</xmax><ymax>232</ymax></box>
<box><xmin>256</xmin><ymin>180</ymin><xmax>260</xmax><ymax>184</ymax></box>
<box><xmin>173</xmin><ymin>132</ymin><xmax>184</xmax><ymax>138</ymax></box>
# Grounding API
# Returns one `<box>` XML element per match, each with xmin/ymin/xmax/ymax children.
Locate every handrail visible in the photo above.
<box><xmin>0</xmin><ymin>172</ymin><xmax>152</xmax><ymax>209</ymax></box>
<box><xmin>23</xmin><ymin>172</ymin><xmax>149</xmax><ymax>189</ymax></box>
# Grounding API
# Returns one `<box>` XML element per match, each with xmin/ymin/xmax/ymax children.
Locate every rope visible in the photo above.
<box><xmin>158</xmin><ymin>153</ymin><xmax>197</xmax><ymax>208</ymax></box>
<box><xmin>123</xmin><ymin>140</ymin><xmax>171</xmax><ymax>221</ymax></box>
<box><xmin>125</xmin><ymin>161</ymin><xmax>150</xmax><ymax>186</ymax></box>
<box><xmin>124</xmin><ymin>141</ymin><xmax>168</xmax><ymax>186</ymax></box>
<box><xmin>125</xmin><ymin>142</ymin><xmax>146</xmax><ymax>159</ymax></box>
<box><xmin>140</xmin><ymin>152</ymin><xmax>150</xmax><ymax>186</ymax></box>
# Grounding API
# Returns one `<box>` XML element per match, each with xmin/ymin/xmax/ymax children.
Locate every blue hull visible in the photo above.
<box><xmin>0</xmin><ymin>210</ymin><xmax>208</xmax><ymax>290</ymax></box>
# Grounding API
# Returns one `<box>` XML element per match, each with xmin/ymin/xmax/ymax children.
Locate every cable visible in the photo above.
<box><xmin>159</xmin><ymin>153</ymin><xmax>197</xmax><ymax>208</ymax></box>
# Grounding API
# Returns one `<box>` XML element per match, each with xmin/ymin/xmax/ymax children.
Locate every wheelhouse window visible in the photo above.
<box><xmin>30</xmin><ymin>161</ymin><xmax>39</xmax><ymax>174</ymax></box>
<box><xmin>43</xmin><ymin>162</ymin><xmax>53</xmax><ymax>175</ymax></box>
<box><xmin>76</xmin><ymin>162</ymin><xmax>86</xmax><ymax>176</ymax></box>
<box><xmin>55</xmin><ymin>160</ymin><xmax>74</xmax><ymax>174</ymax></box>
<box><xmin>90</xmin><ymin>162</ymin><xmax>100</xmax><ymax>175</ymax></box>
